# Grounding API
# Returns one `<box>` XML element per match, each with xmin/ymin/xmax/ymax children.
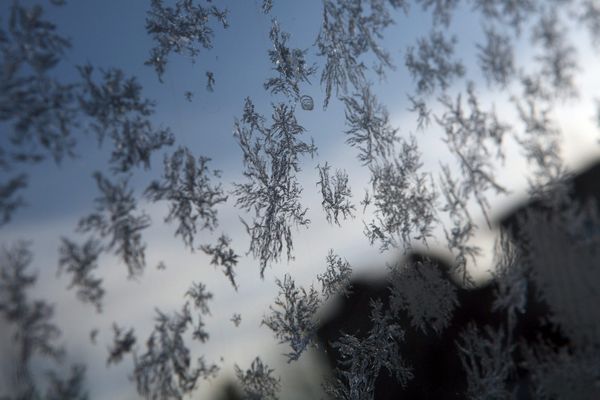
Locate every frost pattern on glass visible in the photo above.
<box><xmin>318</xmin><ymin>249</ymin><xmax>353</xmax><ymax>300</ymax></box>
<box><xmin>58</xmin><ymin>238</ymin><xmax>105</xmax><ymax>312</ymax></box>
<box><xmin>325</xmin><ymin>300</ymin><xmax>413</xmax><ymax>400</ymax></box>
<box><xmin>234</xmin><ymin>357</ymin><xmax>281</xmax><ymax>400</ymax></box>
<box><xmin>405</xmin><ymin>31</ymin><xmax>465</xmax><ymax>95</ymax></box>
<box><xmin>316</xmin><ymin>163</ymin><xmax>355</xmax><ymax>226</ymax></box>
<box><xmin>78</xmin><ymin>65</ymin><xmax>175</xmax><ymax>173</ymax></box>
<box><xmin>133</xmin><ymin>303</ymin><xmax>218</xmax><ymax>400</ymax></box>
<box><xmin>388</xmin><ymin>256</ymin><xmax>458</xmax><ymax>334</ymax></box>
<box><xmin>200</xmin><ymin>234</ymin><xmax>239</xmax><ymax>290</ymax></box>
<box><xmin>145</xmin><ymin>146</ymin><xmax>227</xmax><ymax>250</ymax></box>
<box><xmin>365</xmin><ymin>136</ymin><xmax>438</xmax><ymax>252</ymax></box>
<box><xmin>145</xmin><ymin>0</ymin><xmax>228</xmax><ymax>80</ymax></box>
<box><xmin>262</xmin><ymin>274</ymin><xmax>320</xmax><ymax>362</ymax></box>
<box><xmin>78</xmin><ymin>173</ymin><xmax>150</xmax><ymax>278</ymax></box>
<box><xmin>264</xmin><ymin>20</ymin><xmax>316</xmax><ymax>100</ymax></box>
<box><xmin>342</xmin><ymin>86</ymin><xmax>398</xmax><ymax>166</ymax></box>
<box><xmin>233</xmin><ymin>98</ymin><xmax>316</xmax><ymax>276</ymax></box>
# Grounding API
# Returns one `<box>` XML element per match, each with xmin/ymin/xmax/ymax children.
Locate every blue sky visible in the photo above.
<box><xmin>2</xmin><ymin>1</ymin><xmax>600</xmax><ymax>399</ymax></box>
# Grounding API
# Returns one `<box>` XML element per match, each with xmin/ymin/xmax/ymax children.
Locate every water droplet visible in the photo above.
<box><xmin>300</xmin><ymin>95</ymin><xmax>314</xmax><ymax>111</ymax></box>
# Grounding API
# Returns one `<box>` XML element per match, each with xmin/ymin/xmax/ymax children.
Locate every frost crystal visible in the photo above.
<box><xmin>472</xmin><ymin>0</ymin><xmax>536</xmax><ymax>34</ymax></box>
<box><xmin>437</xmin><ymin>82</ymin><xmax>509</xmax><ymax>225</ymax></box>
<box><xmin>233</xmin><ymin>98</ymin><xmax>316</xmax><ymax>276</ymax></box>
<box><xmin>78</xmin><ymin>65</ymin><xmax>174</xmax><ymax>173</ymax></box>
<box><xmin>416</xmin><ymin>0</ymin><xmax>460</xmax><ymax>27</ymax></box>
<box><xmin>206</xmin><ymin>71</ymin><xmax>215</xmax><ymax>92</ymax></box>
<box><xmin>0</xmin><ymin>242</ymin><xmax>66</xmax><ymax>397</ymax></box>
<box><xmin>405</xmin><ymin>30</ymin><xmax>464</xmax><ymax>95</ymax></box>
<box><xmin>231</xmin><ymin>313</ymin><xmax>242</xmax><ymax>327</ymax></box>
<box><xmin>107</xmin><ymin>323</ymin><xmax>136</xmax><ymax>365</ymax></box>
<box><xmin>388</xmin><ymin>256</ymin><xmax>457</xmax><ymax>334</ymax></box>
<box><xmin>318</xmin><ymin>250</ymin><xmax>352</xmax><ymax>299</ymax></box>
<box><xmin>133</xmin><ymin>304</ymin><xmax>218</xmax><ymax>400</ymax></box>
<box><xmin>45</xmin><ymin>365</ymin><xmax>89</xmax><ymax>400</ymax></box>
<box><xmin>457</xmin><ymin>324</ymin><xmax>514</xmax><ymax>400</ymax></box>
<box><xmin>200</xmin><ymin>234</ymin><xmax>239</xmax><ymax>290</ymax></box>
<box><xmin>342</xmin><ymin>86</ymin><xmax>398</xmax><ymax>165</ymax></box>
<box><xmin>0</xmin><ymin>3</ymin><xmax>75</xmax><ymax>165</ymax></box>
<box><xmin>0</xmin><ymin>174</ymin><xmax>27</xmax><ymax>226</ymax></box>
<box><xmin>262</xmin><ymin>274</ymin><xmax>320</xmax><ymax>362</ymax></box>
<box><xmin>365</xmin><ymin>136</ymin><xmax>438</xmax><ymax>251</ymax></box>
<box><xmin>146</xmin><ymin>146</ymin><xmax>227</xmax><ymax>250</ymax></box>
<box><xmin>78</xmin><ymin>172</ymin><xmax>150</xmax><ymax>278</ymax></box>
<box><xmin>316</xmin><ymin>0</ymin><xmax>407</xmax><ymax>106</ymax></box>
<box><xmin>326</xmin><ymin>300</ymin><xmax>412</xmax><ymax>400</ymax></box>
<box><xmin>185</xmin><ymin>282</ymin><xmax>213</xmax><ymax>316</ymax></box>
<box><xmin>58</xmin><ymin>238</ymin><xmax>104</xmax><ymax>312</ymax></box>
<box><xmin>532</xmin><ymin>9</ymin><xmax>578</xmax><ymax>98</ymax></box>
<box><xmin>264</xmin><ymin>20</ymin><xmax>316</xmax><ymax>99</ymax></box>
<box><xmin>262</xmin><ymin>0</ymin><xmax>274</xmax><ymax>14</ymax></box>
<box><xmin>407</xmin><ymin>94</ymin><xmax>431</xmax><ymax>131</ymax></box>
<box><xmin>477</xmin><ymin>27</ymin><xmax>515</xmax><ymax>87</ymax></box>
<box><xmin>145</xmin><ymin>0</ymin><xmax>228</xmax><ymax>80</ymax></box>
<box><xmin>234</xmin><ymin>357</ymin><xmax>280</xmax><ymax>400</ymax></box>
<box><xmin>316</xmin><ymin>163</ymin><xmax>355</xmax><ymax>226</ymax></box>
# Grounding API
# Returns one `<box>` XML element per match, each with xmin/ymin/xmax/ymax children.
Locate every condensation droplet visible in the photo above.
<box><xmin>300</xmin><ymin>95</ymin><xmax>314</xmax><ymax>111</ymax></box>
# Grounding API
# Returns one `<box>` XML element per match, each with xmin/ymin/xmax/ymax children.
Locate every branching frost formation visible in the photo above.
<box><xmin>133</xmin><ymin>303</ymin><xmax>218</xmax><ymax>400</ymax></box>
<box><xmin>265</xmin><ymin>20</ymin><xmax>316</xmax><ymax>100</ymax></box>
<box><xmin>342</xmin><ymin>86</ymin><xmax>399</xmax><ymax>166</ymax></box>
<box><xmin>78</xmin><ymin>173</ymin><xmax>150</xmax><ymax>278</ymax></box>
<box><xmin>145</xmin><ymin>0</ymin><xmax>229</xmax><ymax>80</ymax></box>
<box><xmin>316</xmin><ymin>163</ymin><xmax>356</xmax><ymax>226</ymax></box>
<box><xmin>316</xmin><ymin>0</ymin><xmax>408</xmax><ymax>106</ymax></box>
<box><xmin>405</xmin><ymin>30</ymin><xmax>465</xmax><ymax>95</ymax></box>
<box><xmin>325</xmin><ymin>300</ymin><xmax>413</xmax><ymax>400</ymax></box>
<box><xmin>58</xmin><ymin>238</ymin><xmax>104</xmax><ymax>313</ymax></box>
<box><xmin>146</xmin><ymin>146</ymin><xmax>227</xmax><ymax>250</ymax></box>
<box><xmin>0</xmin><ymin>242</ymin><xmax>88</xmax><ymax>399</ymax></box>
<box><xmin>365</xmin><ymin>136</ymin><xmax>438</xmax><ymax>252</ymax></box>
<box><xmin>234</xmin><ymin>357</ymin><xmax>281</xmax><ymax>400</ymax></box>
<box><xmin>233</xmin><ymin>98</ymin><xmax>316</xmax><ymax>276</ymax></box>
<box><xmin>200</xmin><ymin>234</ymin><xmax>239</xmax><ymax>290</ymax></box>
<box><xmin>263</xmin><ymin>250</ymin><xmax>353</xmax><ymax>362</ymax></box>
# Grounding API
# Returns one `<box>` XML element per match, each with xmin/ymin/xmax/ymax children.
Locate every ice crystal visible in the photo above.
<box><xmin>107</xmin><ymin>323</ymin><xmax>136</xmax><ymax>365</ymax></box>
<box><xmin>45</xmin><ymin>365</ymin><xmax>89</xmax><ymax>400</ymax></box>
<box><xmin>477</xmin><ymin>27</ymin><xmax>515</xmax><ymax>87</ymax></box>
<box><xmin>532</xmin><ymin>9</ymin><xmax>578</xmax><ymax>98</ymax></box>
<box><xmin>457</xmin><ymin>324</ymin><xmax>514</xmax><ymax>400</ymax></box>
<box><xmin>262</xmin><ymin>274</ymin><xmax>320</xmax><ymax>362</ymax></box>
<box><xmin>78</xmin><ymin>172</ymin><xmax>150</xmax><ymax>278</ymax></box>
<box><xmin>316</xmin><ymin>163</ymin><xmax>355</xmax><ymax>226</ymax></box>
<box><xmin>133</xmin><ymin>304</ymin><xmax>218</xmax><ymax>400</ymax></box>
<box><xmin>316</xmin><ymin>0</ymin><xmax>407</xmax><ymax>106</ymax></box>
<box><xmin>233</xmin><ymin>98</ymin><xmax>316</xmax><ymax>276</ymax></box>
<box><xmin>200</xmin><ymin>234</ymin><xmax>239</xmax><ymax>290</ymax></box>
<box><xmin>317</xmin><ymin>250</ymin><xmax>352</xmax><ymax>300</ymax></box>
<box><xmin>365</xmin><ymin>136</ymin><xmax>438</xmax><ymax>251</ymax></box>
<box><xmin>436</xmin><ymin>82</ymin><xmax>510</xmax><ymax>226</ymax></box>
<box><xmin>342</xmin><ymin>86</ymin><xmax>398</xmax><ymax>165</ymax></box>
<box><xmin>78</xmin><ymin>65</ymin><xmax>174</xmax><ymax>173</ymax></box>
<box><xmin>405</xmin><ymin>30</ymin><xmax>465</xmax><ymax>95</ymax></box>
<box><xmin>146</xmin><ymin>146</ymin><xmax>227</xmax><ymax>250</ymax></box>
<box><xmin>58</xmin><ymin>238</ymin><xmax>104</xmax><ymax>312</ymax></box>
<box><xmin>388</xmin><ymin>256</ymin><xmax>458</xmax><ymax>334</ymax></box>
<box><xmin>145</xmin><ymin>0</ymin><xmax>228</xmax><ymax>80</ymax></box>
<box><xmin>234</xmin><ymin>357</ymin><xmax>280</xmax><ymax>400</ymax></box>
<box><xmin>415</xmin><ymin>0</ymin><xmax>460</xmax><ymax>27</ymax></box>
<box><xmin>264</xmin><ymin>20</ymin><xmax>316</xmax><ymax>99</ymax></box>
<box><xmin>325</xmin><ymin>300</ymin><xmax>412</xmax><ymax>400</ymax></box>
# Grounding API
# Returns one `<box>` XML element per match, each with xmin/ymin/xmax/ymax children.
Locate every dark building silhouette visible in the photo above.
<box><xmin>316</xmin><ymin>161</ymin><xmax>600</xmax><ymax>399</ymax></box>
